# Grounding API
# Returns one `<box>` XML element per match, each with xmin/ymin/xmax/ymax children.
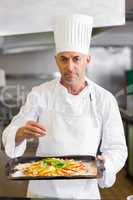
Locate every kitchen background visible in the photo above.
<box><xmin>0</xmin><ymin>0</ymin><xmax>133</xmax><ymax>199</ymax></box>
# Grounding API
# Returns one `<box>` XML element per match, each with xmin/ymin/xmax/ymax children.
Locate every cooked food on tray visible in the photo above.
<box><xmin>11</xmin><ymin>157</ymin><xmax>97</xmax><ymax>177</ymax></box>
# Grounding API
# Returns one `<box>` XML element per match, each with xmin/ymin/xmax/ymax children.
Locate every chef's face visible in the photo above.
<box><xmin>55</xmin><ymin>51</ymin><xmax>91</xmax><ymax>85</ymax></box>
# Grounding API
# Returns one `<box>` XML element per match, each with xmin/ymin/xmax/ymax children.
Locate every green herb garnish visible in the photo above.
<box><xmin>43</xmin><ymin>158</ymin><xmax>65</xmax><ymax>168</ymax></box>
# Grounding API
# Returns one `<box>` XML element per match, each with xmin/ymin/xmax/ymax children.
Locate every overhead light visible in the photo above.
<box><xmin>2</xmin><ymin>44</ymin><xmax>54</xmax><ymax>54</ymax></box>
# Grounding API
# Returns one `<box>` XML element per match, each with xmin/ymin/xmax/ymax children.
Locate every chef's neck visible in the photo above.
<box><xmin>60</xmin><ymin>78</ymin><xmax>88</xmax><ymax>95</ymax></box>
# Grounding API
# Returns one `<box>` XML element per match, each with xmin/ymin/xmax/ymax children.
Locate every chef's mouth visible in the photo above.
<box><xmin>64</xmin><ymin>73</ymin><xmax>78</xmax><ymax>78</ymax></box>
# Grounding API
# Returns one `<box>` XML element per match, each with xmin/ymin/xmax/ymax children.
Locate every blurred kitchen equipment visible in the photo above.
<box><xmin>120</xmin><ymin>112</ymin><xmax>133</xmax><ymax>177</ymax></box>
<box><xmin>126</xmin><ymin>70</ymin><xmax>133</xmax><ymax>116</ymax></box>
<box><xmin>120</xmin><ymin>70</ymin><xmax>133</xmax><ymax>177</ymax></box>
<box><xmin>0</xmin><ymin>0</ymin><xmax>126</xmax><ymax>54</ymax></box>
<box><xmin>0</xmin><ymin>68</ymin><xmax>6</xmax><ymax>87</ymax></box>
<box><xmin>0</xmin><ymin>67</ymin><xmax>6</xmax><ymax>123</ymax></box>
<box><xmin>0</xmin><ymin>0</ymin><xmax>125</xmax><ymax>36</ymax></box>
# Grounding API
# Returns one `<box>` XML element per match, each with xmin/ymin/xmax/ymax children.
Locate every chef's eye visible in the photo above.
<box><xmin>73</xmin><ymin>57</ymin><xmax>81</xmax><ymax>63</ymax></box>
<box><xmin>60</xmin><ymin>57</ymin><xmax>68</xmax><ymax>63</ymax></box>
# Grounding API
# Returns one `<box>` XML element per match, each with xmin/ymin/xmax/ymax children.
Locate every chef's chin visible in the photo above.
<box><xmin>62</xmin><ymin>75</ymin><xmax>79</xmax><ymax>84</ymax></box>
<box><xmin>63</xmin><ymin>77</ymin><xmax>78</xmax><ymax>85</ymax></box>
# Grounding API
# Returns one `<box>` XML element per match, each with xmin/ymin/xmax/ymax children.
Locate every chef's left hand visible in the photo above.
<box><xmin>96</xmin><ymin>155</ymin><xmax>105</xmax><ymax>164</ymax></box>
<box><xmin>96</xmin><ymin>155</ymin><xmax>105</xmax><ymax>172</ymax></box>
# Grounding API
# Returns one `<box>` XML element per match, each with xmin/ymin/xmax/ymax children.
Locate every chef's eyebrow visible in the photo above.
<box><xmin>74</xmin><ymin>56</ymin><xmax>81</xmax><ymax>58</ymax></box>
<box><xmin>73</xmin><ymin>56</ymin><xmax>81</xmax><ymax>59</ymax></box>
<box><xmin>60</xmin><ymin>55</ymin><xmax>69</xmax><ymax>59</ymax></box>
<box><xmin>60</xmin><ymin>55</ymin><xmax>81</xmax><ymax>59</ymax></box>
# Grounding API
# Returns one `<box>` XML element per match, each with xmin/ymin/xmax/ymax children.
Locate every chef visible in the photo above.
<box><xmin>2</xmin><ymin>14</ymin><xmax>127</xmax><ymax>199</ymax></box>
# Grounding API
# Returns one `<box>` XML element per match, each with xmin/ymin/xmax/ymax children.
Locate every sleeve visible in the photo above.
<box><xmin>98</xmin><ymin>93</ymin><xmax>128</xmax><ymax>188</ymax></box>
<box><xmin>2</xmin><ymin>88</ymin><xmax>40</xmax><ymax>158</ymax></box>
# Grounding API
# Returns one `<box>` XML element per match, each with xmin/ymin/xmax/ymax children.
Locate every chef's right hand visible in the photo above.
<box><xmin>15</xmin><ymin>121</ymin><xmax>47</xmax><ymax>145</ymax></box>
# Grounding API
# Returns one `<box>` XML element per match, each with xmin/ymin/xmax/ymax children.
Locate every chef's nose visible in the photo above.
<box><xmin>67</xmin><ymin>58</ymin><xmax>75</xmax><ymax>72</ymax></box>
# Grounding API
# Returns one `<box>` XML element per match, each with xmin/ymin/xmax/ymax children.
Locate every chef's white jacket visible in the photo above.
<box><xmin>2</xmin><ymin>77</ymin><xmax>128</xmax><ymax>199</ymax></box>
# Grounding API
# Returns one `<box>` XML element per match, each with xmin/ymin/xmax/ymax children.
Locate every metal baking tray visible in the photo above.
<box><xmin>5</xmin><ymin>155</ymin><xmax>105</xmax><ymax>180</ymax></box>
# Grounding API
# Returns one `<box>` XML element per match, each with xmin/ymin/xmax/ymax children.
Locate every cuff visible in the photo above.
<box><xmin>98</xmin><ymin>155</ymin><xmax>116</xmax><ymax>188</ymax></box>
<box><xmin>4</xmin><ymin>126</ymin><xmax>27</xmax><ymax>158</ymax></box>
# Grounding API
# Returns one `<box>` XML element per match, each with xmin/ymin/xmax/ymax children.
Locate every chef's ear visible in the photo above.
<box><xmin>55</xmin><ymin>55</ymin><xmax>58</xmax><ymax>65</ymax></box>
<box><xmin>87</xmin><ymin>55</ymin><xmax>91</xmax><ymax>64</ymax></box>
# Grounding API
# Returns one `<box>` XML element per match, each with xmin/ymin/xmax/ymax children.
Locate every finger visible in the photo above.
<box><xmin>26</xmin><ymin>121</ymin><xmax>46</xmax><ymax>131</ymax></box>
<box><xmin>26</xmin><ymin>125</ymin><xmax>46</xmax><ymax>135</ymax></box>
<box><xmin>24</xmin><ymin>130</ymin><xmax>43</xmax><ymax>139</ymax></box>
<box><xmin>96</xmin><ymin>155</ymin><xmax>105</xmax><ymax>161</ymax></box>
<box><xmin>27</xmin><ymin>121</ymin><xmax>46</xmax><ymax>130</ymax></box>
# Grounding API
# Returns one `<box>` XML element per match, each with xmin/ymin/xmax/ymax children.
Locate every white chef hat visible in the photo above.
<box><xmin>54</xmin><ymin>14</ymin><xmax>93</xmax><ymax>55</ymax></box>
